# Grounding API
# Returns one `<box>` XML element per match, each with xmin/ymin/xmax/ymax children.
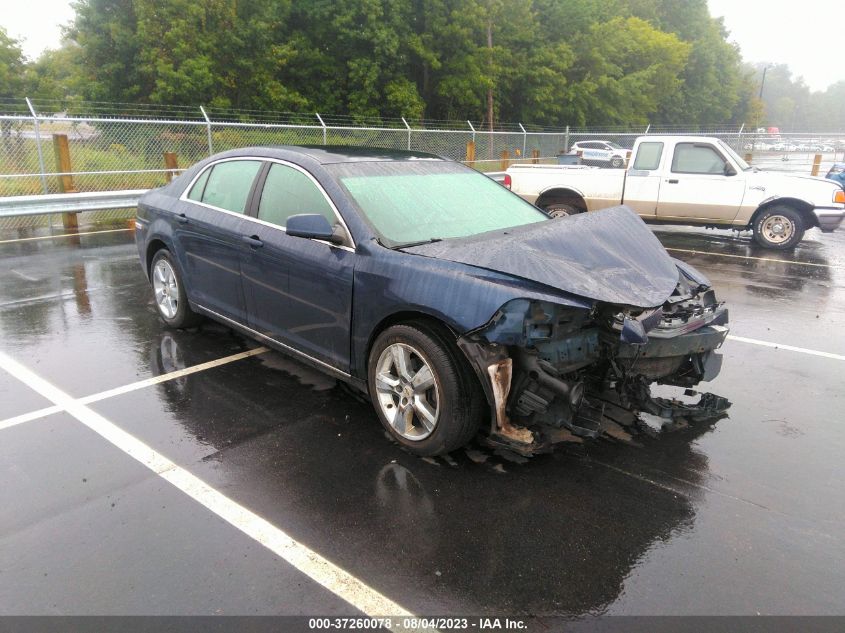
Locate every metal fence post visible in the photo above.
<box><xmin>736</xmin><ymin>123</ymin><xmax>745</xmax><ymax>152</ymax></box>
<box><xmin>200</xmin><ymin>105</ymin><xmax>214</xmax><ymax>155</ymax></box>
<box><xmin>316</xmin><ymin>113</ymin><xmax>327</xmax><ymax>144</ymax></box>
<box><xmin>401</xmin><ymin>117</ymin><xmax>411</xmax><ymax>151</ymax></box>
<box><xmin>564</xmin><ymin>125</ymin><xmax>569</xmax><ymax>154</ymax></box>
<box><xmin>26</xmin><ymin>98</ymin><xmax>49</xmax><ymax>194</ymax></box>
<box><xmin>518</xmin><ymin>123</ymin><xmax>527</xmax><ymax>159</ymax></box>
<box><xmin>467</xmin><ymin>120</ymin><xmax>476</xmax><ymax>143</ymax></box>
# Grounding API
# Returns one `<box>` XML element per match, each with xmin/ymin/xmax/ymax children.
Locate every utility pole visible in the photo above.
<box><xmin>486</xmin><ymin>17</ymin><xmax>494</xmax><ymax>159</ymax></box>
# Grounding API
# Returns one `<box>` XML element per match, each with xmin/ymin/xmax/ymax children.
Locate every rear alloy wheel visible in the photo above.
<box><xmin>368</xmin><ymin>323</ymin><xmax>482</xmax><ymax>455</ymax></box>
<box><xmin>545</xmin><ymin>202</ymin><xmax>582</xmax><ymax>218</ymax></box>
<box><xmin>752</xmin><ymin>205</ymin><xmax>805</xmax><ymax>249</ymax></box>
<box><xmin>150</xmin><ymin>249</ymin><xmax>202</xmax><ymax>328</ymax></box>
<box><xmin>610</xmin><ymin>156</ymin><xmax>625</xmax><ymax>169</ymax></box>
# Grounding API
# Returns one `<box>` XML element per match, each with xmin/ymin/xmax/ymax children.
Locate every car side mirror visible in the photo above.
<box><xmin>724</xmin><ymin>164</ymin><xmax>737</xmax><ymax>177</ymax></box>
<box><xmin>286</xmin><ymin>214</ymin><xmax>344</xmax><ymax>245</ymax></box>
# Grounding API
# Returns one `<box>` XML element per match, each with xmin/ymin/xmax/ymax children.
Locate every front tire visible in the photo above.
<box><xmin>368</xmin><ymin>323</ymin><xmax>483</xmax><ymax>456</ymax></box>
<box><xmin>752</xmin><ymin>205</ymin><xmax>805</xmax><ymax>249</ymax></box>
<box><xmin>150</xmin><ymin>249</ymin><xmax>202</xmax><ymax>328</ymax></box>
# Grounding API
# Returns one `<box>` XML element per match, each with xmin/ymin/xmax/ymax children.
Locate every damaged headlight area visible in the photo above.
<box><xmin>458</xmin><ymin>282</ymin><xmax>731</xmax><ymax>455</ymax></box>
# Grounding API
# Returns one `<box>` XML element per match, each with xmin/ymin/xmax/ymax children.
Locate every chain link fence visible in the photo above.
<box><xmin>3</xmin><ymin>99</ymin><xmax>845</xmax><ymax>200</ymax></box>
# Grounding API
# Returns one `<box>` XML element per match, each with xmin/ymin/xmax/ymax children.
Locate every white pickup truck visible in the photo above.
<box><xmin>506</xmin><ymin>135</ymin><xmax>845</xmax><ymax>248</ymax></box>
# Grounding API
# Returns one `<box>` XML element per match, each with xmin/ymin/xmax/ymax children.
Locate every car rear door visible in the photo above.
<box><xmin>177</xmin><ymin>158</ymin><xmax>263</xmax><ymax>322</ymax></box>
<box><xmin>239</xmin><ymin>161</ymin><xmax>355</xmax><ymax>373</ymax></box>
<box><xmin>656</xmin><ymin>142</ymin><xmax>746</xmax><ymax>221</ymax></box>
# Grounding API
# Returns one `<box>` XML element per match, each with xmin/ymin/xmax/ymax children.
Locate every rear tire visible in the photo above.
<box><xmin>752</xmin><ymin>205</ymin><xmax>805</xmax><ymax>249</ymax></box>
<box><xmin>150</xmin><ymin>249</ymin><xmax>202</xmax><ymax>328</ymax></box>
<box><xmin>545</xmin><ymin>202</ymin><xmax>582</xmax><ymax>218</ymax></box>
<box><xmin>368</xmin><ymin>323</ymin><xmax>483</xmax><ymax>456</ymax></box>
<box><xmin>610</xmin><ymin>156</ymin><xmax>625</xmax><ymax>169</ymax></box>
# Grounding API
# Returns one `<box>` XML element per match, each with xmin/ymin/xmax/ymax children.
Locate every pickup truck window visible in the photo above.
<box><xmin>671</xmin><ymin>143</ymin><xmax>726</xmax><ymax>175</ymax></box>
<box><xmin>633</xmin><ymin>142</ymin><xmax>663</xmax><ymax>171</ymax></box>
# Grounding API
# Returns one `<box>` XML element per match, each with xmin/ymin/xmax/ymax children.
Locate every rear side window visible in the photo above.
<box><xmin>186</xmin><ymin>168</ymin><xmax>210</xmax><ymax>201</ymax></box>
<box><xmin>198</xmin><ymin>160</ymin><xmax>262</xmax><ymax>213</ymax></box>
<box><xmin>671</xmin><ymin>143</ymin><xmax>727</xmax><ymax>175</ymax></box>
<box><xmin>257</xmin><ymin>163</ymin><xmax>336</xmax><ymax>228</ymax></box>
<box><xmin>633</xmin><ymin>142</ymin><xmax>664</xmax><ymax>171</ymax></box>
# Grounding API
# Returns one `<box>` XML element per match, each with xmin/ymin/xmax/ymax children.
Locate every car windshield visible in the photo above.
<box><xmin>717</xmin><ymin>140</ymin><xmax>752</xmax><ymax>171</ymax></box>
<box><xmin>328</xmin><ymin>160</ymin><xmax>547</xmax><ymax>247</ymax></box>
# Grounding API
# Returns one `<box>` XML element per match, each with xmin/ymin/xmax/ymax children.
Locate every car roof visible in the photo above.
<box><xmin>222</xmin><ymin>145</ymin><xmax>443</xmax><ymax>165</ymax></box>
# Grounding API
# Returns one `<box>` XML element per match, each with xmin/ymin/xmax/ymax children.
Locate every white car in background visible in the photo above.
<box><xmin>568</xmin><ymin>140</ymin><xmax>629</xmax><ymax>168</ymax></box>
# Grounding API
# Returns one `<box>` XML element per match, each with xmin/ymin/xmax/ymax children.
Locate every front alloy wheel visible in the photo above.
<box><xmin>367</xmin><ymin>323</ymin><xmax>483</xmax><ymax>455</ymax></box>
<box><xmin>375</xmin><ymin>343</ymin><xmax>440</xmax><ymax>440</ymax></box>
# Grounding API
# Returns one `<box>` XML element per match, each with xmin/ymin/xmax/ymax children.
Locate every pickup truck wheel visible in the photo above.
<box><xmin>752</xmin><ymin>206</ymin><xmax>805</xmax><ymax>249</ymax></box>
<box><xmin>368</xmin><ymin>324</ymin><xmax>482</xmax><ymax>456</ymax></box>
<box><xmin>545</xmin><ymin>203</ymin><xmax>582</xmax><ymax>218</ymax></box>
<box><xmin>610</xmin><ymin>156</ymin><xmax>625</xmax><ymax>168</ymax></box>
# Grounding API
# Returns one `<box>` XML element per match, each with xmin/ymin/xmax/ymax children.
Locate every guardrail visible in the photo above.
<box><xmin>0</xmin><ymin>189</ymin><xmax>146</xmax><ymax>218</ymax></box>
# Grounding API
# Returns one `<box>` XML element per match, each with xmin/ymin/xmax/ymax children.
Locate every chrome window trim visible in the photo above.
<box><xmin>178</xmin><ymin>156</ymin><xmax>356</xmax><ymax>251</ymax></box>
<box><xmin>194</xmin><ymin>304</ymin><xmax>352</xmax><ymax>379</ymax></box>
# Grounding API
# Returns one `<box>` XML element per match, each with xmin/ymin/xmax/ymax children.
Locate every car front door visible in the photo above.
<box><xmin>177</xmin><ymin>158</ymin><xmax>263</xmax><ymax>322</ymax></box>
<box><xmin>623</xmin><ymin>141</ymin><xmax>664</xmax><ymax>217</ymax></box>
<box><xmin>656</xmin><ymin>142</ymin><xmax>746</xmax><ymax>221</ymax></box>
<box><xmin>239</xmin><ymin>161</ymin><xmax>355</xmax><ymax>373</ymax></box>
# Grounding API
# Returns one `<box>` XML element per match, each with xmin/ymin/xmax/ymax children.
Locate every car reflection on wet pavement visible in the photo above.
<box><xmin>0</xmin><ymin>222</ymin><xmax>843</xmax><ymax>616</ymax></box>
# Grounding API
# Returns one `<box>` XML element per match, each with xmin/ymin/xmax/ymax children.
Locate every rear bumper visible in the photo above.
<box><xmin>813</xmin><ymin>206</ymin><xmax>845</xmax><ymax>232</ymax></box>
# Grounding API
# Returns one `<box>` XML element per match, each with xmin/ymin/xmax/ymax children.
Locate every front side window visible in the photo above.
<box><xmin>328</xmin><ymin>161</ymin><xmax>547</xmax><ymax>247</ymax></box>
<box><xmin>198</xmin><ymin>160</ymin><xmax>262</xmax><ymax>213</ymax></box>
<box><xmin>671</xmin><ymin>143</ymin><xmax>727</xmax><ymax>175</ymax></box>
<box><xmin>633</xmin><ymin>142</ymin><xmax>664</xmax><ymax>171</ymax></box>
<box><xmin>257</xmin><ymin>163</ymin><xmax>336</xmax><ymax>228</ymax></box>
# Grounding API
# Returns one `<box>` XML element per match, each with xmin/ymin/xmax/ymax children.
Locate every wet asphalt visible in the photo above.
<box><xmin>0</xmin><ymin>221</ymin><xmax>843</xmax><ymax>616</ymax></box>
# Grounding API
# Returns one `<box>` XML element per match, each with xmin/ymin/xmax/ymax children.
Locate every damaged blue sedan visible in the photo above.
<box><xmin>135</xmin><ymin>146</ymin><xmax>730</xmax><ymax>456</ymax></box>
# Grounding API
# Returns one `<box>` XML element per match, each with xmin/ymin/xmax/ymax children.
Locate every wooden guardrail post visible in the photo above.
<box><xmin>531</xmin><ymin>149</ymin><xmax>540</xmax><ymax>164</ymax></box>
<box><xmin>811</xmin><ymin>154</ymin><xmax>822</xmax><ymax>176</ymax></box>
<box><xmin>500</xmin><ymin>150</ymin><xmax>510</xmax><ymax>171</ymax></box>
<box><xmin>164</xmin><ymin>152</ymin><xmax>179</xmax><ymax>183</ymax></box>
<box><xmin>465</xmin><ymin>141</ymin><xmax>476</xmax><ymax>167</ymax></box>
<box><xmin>52</xmin><ymin>133</ymin><xmax>78</xmax><ymax>229</ymax></box>
<box><xmin>625</xmin><ymin>150</ymin><xmax>632</xmax><ymax>168</ymax></box>
<box><xmin>744</xmin><ymin>153</ymin><xmax>753</xmax><ymax>164</ymax></box>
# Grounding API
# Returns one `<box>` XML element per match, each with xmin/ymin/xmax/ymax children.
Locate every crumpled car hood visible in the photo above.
<box><xmin>404</xmin><ymin>206</ymin><xmax>680</xmax><ymax>308</ymax></box>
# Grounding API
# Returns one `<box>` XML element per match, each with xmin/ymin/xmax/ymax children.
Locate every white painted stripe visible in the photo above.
<box><xmin>78</xmin><ymin>346</ymin><xmax>270</xmax><ymax>405</ymax></box>
<box><xmin>0</xmin><ymin>405</ymin><xmax>63</xmax><ymax>431</ymax></box>
<box><xmin>665</xmin><ymin>247</ymin><xmax>843</xmax><ymax>270</ymax></box>
<box><xmin>727</xmin><ymin>335</ymin><xmax>845</xmax><ymax>361</ymax></box>
<box><xmin>0</xmin><ymin>347</ymin><xmax>270</xmax><ymax>430</ymax></box>
<box><xmin>0</xmin><ymin>227</ymin><xmax>133</xmax><ymax>245</ymax></box>
<box><xmin>0</xmin><ymin>350</ymin><xmax>413</xmax><ymax>620</ymax></box>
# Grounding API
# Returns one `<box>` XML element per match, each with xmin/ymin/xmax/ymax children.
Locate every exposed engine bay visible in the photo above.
<box><xmin>458</xmin><ymin>266</ymin><xmax>731</xmax><ymax>454</ymax></box>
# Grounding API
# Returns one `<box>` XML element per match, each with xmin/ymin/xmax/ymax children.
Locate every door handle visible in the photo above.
<box><xmin>176</xmin><ymin>213</ymin><xmax>189</xmax><ymax>224</ymax></box>
<box><xmin>242</xmin><ymin>235</ymin><xmax>263</xmax><ymax>248</ymax></box>
<box><xmin>666</xmin><ymin>179</ymin><xmax>679</xmax><ymax>184</ymax></box>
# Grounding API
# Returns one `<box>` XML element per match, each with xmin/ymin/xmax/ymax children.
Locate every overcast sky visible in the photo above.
<box><xmin>1</xmin><ymin>0</ymin><xmax>843</xmax><ymax>92</ymax></box>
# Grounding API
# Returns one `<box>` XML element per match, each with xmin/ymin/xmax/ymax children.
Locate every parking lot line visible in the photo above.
<box><xmin>0</xmin><ymin>347</ymin><xmax>271</xmax><ymax>431</ymax></box>
<box><xmin>665</xmin><ymin>247</ymin><xmax>843</xmax><ymax>270</ymax></box>
<box><xmin>0</xmin><ymin>227</ymin><xmax>134</xmax><ymax>245</ymax></box>
<box><xmin>0</xmin><ymin>349</ymin><xmax>413</xmax><ymax>620</ymax></box>
<box><xmin>727</xmin><ymin>335</ymin><xmax>845</xmax><ymax>361</ymax></box>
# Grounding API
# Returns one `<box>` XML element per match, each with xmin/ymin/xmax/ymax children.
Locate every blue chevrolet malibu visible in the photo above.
<box><xmin>136</xmin><ymin>146</ymin><xmax>730</xmax><ymax>456</ymax></box>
